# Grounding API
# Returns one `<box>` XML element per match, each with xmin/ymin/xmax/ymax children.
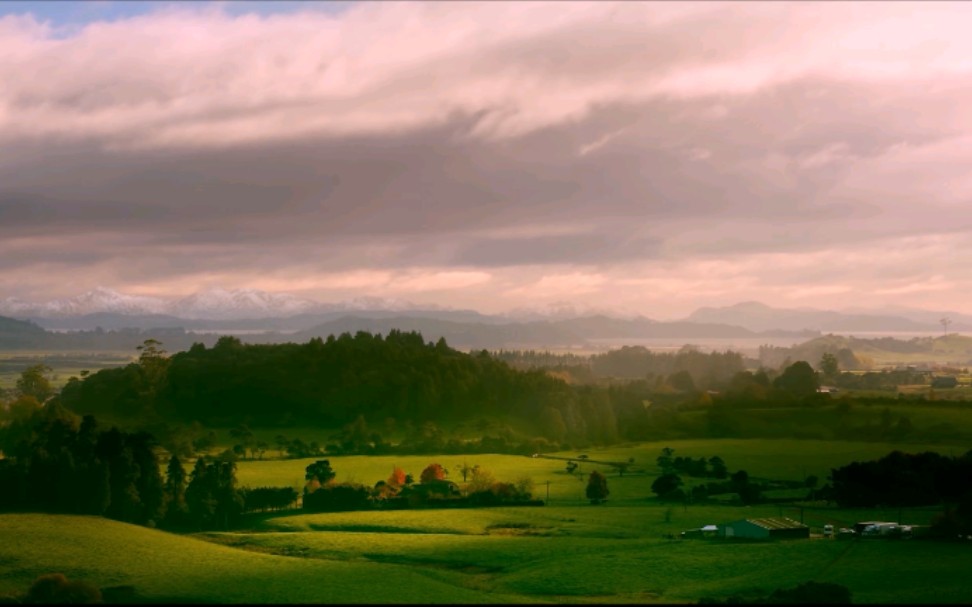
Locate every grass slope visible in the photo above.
<box><xmin>216</xmin><ymin>503</ymin><xmax>972</xmax><ymax>604</ymax></box>
<box><xmin>0</xmin><ymin>513</ymin><xmax>530</xmax><ymax>603</ymax></box>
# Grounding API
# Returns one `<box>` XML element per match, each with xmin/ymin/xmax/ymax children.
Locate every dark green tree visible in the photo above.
<box><xmin>164</xmin><ymin>454</ymin><xmax>188</xmax><ymax>526</ymax></box>
<box><xmin>651</xmin><ymin>472</ymin><xmax>684</xmax><ymax>499</ymax></box>
<box><xmin>586</xmin><ymin>470</ymin><xmax>609</xmax><ymax>504</ymax></box>
<box><xmin>773</xmin><ymin>361</ymin><xmax>819</xmax><ymax>399</ymax></box>
<box><xmin>305</xmin><ymin>460</ymin><xmax>336</xmax><ymax>485</ymax></box>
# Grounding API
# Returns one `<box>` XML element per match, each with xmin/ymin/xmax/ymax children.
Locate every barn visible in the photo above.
<box><xmin>721</xmin><ymin>517</ymin><xmax>809</xmax><ymax>540</ymax></box>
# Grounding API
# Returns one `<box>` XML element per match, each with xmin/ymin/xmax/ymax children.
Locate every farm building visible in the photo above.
<box><xmin>720</xmin><ymin>517</ymin><xmax>809</xmax><ymax>540</ymax></box>
<box><xmin>680</xmin><ymin>525</ymin><xmax>719</xmax><ymax>539</ymax></box>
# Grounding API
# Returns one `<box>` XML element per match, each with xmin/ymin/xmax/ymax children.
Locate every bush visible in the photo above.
<box><xmin>23</xmin><ymin>573</ymin><xmax>102</xmax><ymax>605</ymax></box>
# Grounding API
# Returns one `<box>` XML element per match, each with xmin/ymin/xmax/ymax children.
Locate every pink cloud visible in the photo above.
<box><xmin>3</xmin><ymin>2</ymin><xmax>969</xmax><ymax>150</ymax></box>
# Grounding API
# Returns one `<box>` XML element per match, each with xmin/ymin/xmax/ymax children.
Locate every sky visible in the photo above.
<box><xmin>2</xmin><ymin>1</ymin><xmax>972</xmax><ymax>319</ymax></box>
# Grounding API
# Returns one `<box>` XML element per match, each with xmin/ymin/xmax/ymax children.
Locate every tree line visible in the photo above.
<box><xmin>0</xmin><ymin>403</ymin><xmax>290</xmax><ymax>530</ymax></box>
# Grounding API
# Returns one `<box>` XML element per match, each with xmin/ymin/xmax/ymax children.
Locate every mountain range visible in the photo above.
<box><xmin>1</xmin><ymin>288</ymin><xmax>968</xmax><ymax>337</ymax></box>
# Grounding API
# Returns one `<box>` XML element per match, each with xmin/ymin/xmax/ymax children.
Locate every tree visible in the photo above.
<box><xmin>668</xmin><ymin>370</ymin><xmax>696</xmax><ymax>392</ymax></box>
<box><xmin>16</xmin><ymin>364</ymin><xmax>53</xmax><ymax>402</ymax></box>
<box><xmin>229</xmin><ymin>424</ymin><xmax>254</xmax><ymax>459</ymax></box>
<box><xmin>651</xmin><ymin>472</ymin><xmax>683</xmax><ymax>499</ymax></box>
<box><xmin>773</xmin><ymin>361</ymin><xmax>819</xmax><ymax>399</ymax></box>
<box><xmin>185</xmin><ymin>459</ymin><xmax>217</xmax><ymax>529</ymax></box>
<box><xmin>164</xmin><ymin>454</ymin><xmax>188</xmax><ymax>526</ymax></box>
<box><xmin>819</xmin><ymin>353</ymin><xmax>839</xmax><ymax>381</ymax></box>
<box><xmin>449</xmin><ymin>461</ymin><xmax>470</xmax><ymax>483</ymax></box>
<box><xmin>468</xmin><ymin>466</ymin><xmax>496</xmax><ymax>493</ymax></box>
<box><xmin>420</xmin><ymin>463</ymin><xmax>446</xmax><ymax>483</ymax></box>
<box><xmin>136</xmin><ymin>338</ymin><xmax>169</xmax><ymax>387</ymax></box>
<box><xmin>387</xmin><ymin>466</ymin><xmax>407</xmax><ymax>487</ymax></box>
<box><xmin>305</xmin><ymin>460</ymin><xmax>336</xmax><ymax>486</ymax></box>
<box><xmin>708</xmin><ymin>456</ymin><xmax>728</xmax><ymax>480</ymax></box>
<box><xmin>586</xmin><ymin>470</ymin><xmax>609</xmax><ymax>504</ymax></box>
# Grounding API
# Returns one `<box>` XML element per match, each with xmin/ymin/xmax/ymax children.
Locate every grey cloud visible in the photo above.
<box><xmin>453</xmin><ymin>233</ymin><xmax>661</xmax><ymax>267</ymax></box>
<box><xmin>3</xmin><ymin>67</ymin><xmax>972</xmax><ymax>293</ymax></box>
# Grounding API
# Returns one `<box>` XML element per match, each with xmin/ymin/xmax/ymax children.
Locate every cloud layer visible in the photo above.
<box><xmin>2</xmin><ymin>1</ymin><xmax>972</xmax><ymax>317</ymax></box>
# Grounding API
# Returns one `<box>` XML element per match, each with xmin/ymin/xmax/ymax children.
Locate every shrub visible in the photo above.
<box><xmin>23</xmin><ymin>573</ymin><xmax>102</xmax><ymax>605</ymax></box>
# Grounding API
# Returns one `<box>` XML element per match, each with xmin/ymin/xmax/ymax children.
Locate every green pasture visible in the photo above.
<box><xmin>0</xmin><ymin>513</ymin><xmax>531</xmax><ymax>604</ymax></box>
<box><xmin>6</xmin><ymin>431</ymin><xmax>972</xmax><ymax>604</ymax></box>
<box><xmin>206</xmin><ymin>502</ymin><xmax>972</xmax><ymax>603</ymax></box>
<box><xmin>235</xmin><ymin>439</ymin><xmax>971</xmax><ymax>501</ymax></box>
<box><xmin>4</xmin><ymin>501</ymin><xmax>966</xmax><ymax>604</ymax></box>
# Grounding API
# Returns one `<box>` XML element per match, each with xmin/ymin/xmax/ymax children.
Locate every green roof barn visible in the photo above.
<box><xmin>721</xmin><ymin>517</ymin><xmax>809</xmax><ymax>540</ymax></box>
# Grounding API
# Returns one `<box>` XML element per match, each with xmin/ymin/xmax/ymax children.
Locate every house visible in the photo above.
<box><xmin>720</xmin><ymin>517</ymin><xmax>809</xmax><ymax>540</ymax></box>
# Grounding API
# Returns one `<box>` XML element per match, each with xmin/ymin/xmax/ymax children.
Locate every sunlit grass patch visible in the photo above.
<box><xmin>0</xmin><ymin>513</ymin><xmax>531</xmax><ymax>604</ymax></box>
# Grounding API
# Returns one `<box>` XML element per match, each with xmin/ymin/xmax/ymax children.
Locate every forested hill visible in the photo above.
<box><xmin>0</xmin><ymin>315</ymin><xmax>49</xmax><ymax>348</ymax></box>
<box><xmin>57</xmin><ymin>331</ymin><xmax>623</xmax><ymax>442</ymax></box>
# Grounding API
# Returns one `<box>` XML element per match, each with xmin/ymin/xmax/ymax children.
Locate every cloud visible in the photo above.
<box><xmin>3</xmin><ymin>2</ymin><xmax>972</xmax><ymax>315</ymax></box>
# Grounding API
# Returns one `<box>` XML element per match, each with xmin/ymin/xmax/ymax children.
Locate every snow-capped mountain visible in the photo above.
<box><xmin>503</xmin><ymin>301</ymin><xmax>635</xmax><ymax>322</ymax></box>
<box><xmin>0</xmin><ymin>287</ymin><xmax>168</xmax><ymax>318</ymax></box>
<box><xmin>169</xmin><ymin>288</ymin><xmax>321</xmax><ymax>320</ymax></box>
<box><xmin>0</xmin><ymin>287</ymin><xmax>447</xmax><ymax>321</ymax></box>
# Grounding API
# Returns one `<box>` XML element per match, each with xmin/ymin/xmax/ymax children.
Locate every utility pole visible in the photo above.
<box><xmin>941</xmin><ymin>317</ymin><xmax>952</xmax><ymax>337</ymax></box>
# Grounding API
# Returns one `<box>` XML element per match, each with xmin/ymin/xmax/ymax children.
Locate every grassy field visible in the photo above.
<box><xmin>0</xmin><ymin>350</ymin><xmax>133</xmax><ymax>391</ymax></box>
<box><xmin>3</xmin><ymin>502</ymin><xmax>970</xmax><ymax>604</ymax></box>
<box><xmin>4</xmin><ymin>438</ymin><xmax>972</xmax><ymax>604</ymax></box>
<box><xmin>234</xmin><ymin>438</ymin><xmax>970</xmax><ymax>499</ymax></box>
<box><xmin>0</xmin><ymin>513</ymin><xmax>531</xmax><ymax>604</ymax></box>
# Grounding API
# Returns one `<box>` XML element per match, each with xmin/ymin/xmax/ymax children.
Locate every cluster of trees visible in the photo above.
<box><xmin>0</xmin><ymin>396</ymin><xmax>278</xmax><ymax>530</ymax></box>
<box><xmin>301</xmin><ymin>459</ymin><xmax>539</xmax><ymax>513</ymax></box>
<box><xmin>589</xmin><ymin>346</ymin><xmax>746</xmax><ymax>389</ymax></box>
<box><xmin>656</xmin><ymin>447</ymin><xmax>728</xmax><ymax>479</ymax></box>
<box><xmin>829</xmin><ymin>450</ymin><xmax>972</xmax><ymax>509</ymax></box>
<box><xmin>58</xmin><ymin>333</ymin><xmax>618</xmax><ymax>445</ymax></box>
<box><xmin>0</xmin><ymin>403</ymin><xmax>165</xmax><ymax>525</ymax></box>
<box><xmin>651</xmin><ymin>448</ymin><xmax>763</xmax><ymax>505</ymax></box>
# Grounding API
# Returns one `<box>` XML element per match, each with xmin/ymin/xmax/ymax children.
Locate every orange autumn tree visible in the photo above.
<box><xmin>420</xmin><ymin>463</ymin><xmax>446</xmax><ymax>483</ymax></box>
<box><xmin>387</xmin><ymin>466</ymin><xmax>407</xmax><ymax>487</ymax></box>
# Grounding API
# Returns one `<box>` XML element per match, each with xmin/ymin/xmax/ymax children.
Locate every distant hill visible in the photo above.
<box><xmin>687</xmin><ymin>301</ymin><xmax>943</xmax><ymax>333</ymax></box>
<box><xmin>28</xmin><ymin>308</ymin><xmax>501</xmax><ymax>332</ymax></box>
<box><xmin>0</xmin><ymin>315</ymin><xmax>50</xmax><ymax>348</ymax></box>
<box><xmin>551</xmin><ymin>315</ymin><xmax>758</xmax><ymax>339</ymax></box>
<box><xmin>2</xmin><ymin>310</ymin><xmax>817</xmax><ymax>352</ymax></box>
